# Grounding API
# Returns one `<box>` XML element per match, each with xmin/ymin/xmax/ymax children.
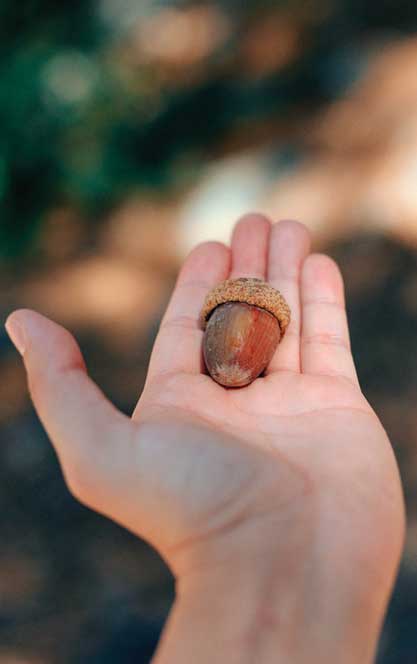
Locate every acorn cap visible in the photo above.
<box><xmin>200</xmin><ymin>277</ymin><xmax>291</xmax><ymax>335</ymax></box>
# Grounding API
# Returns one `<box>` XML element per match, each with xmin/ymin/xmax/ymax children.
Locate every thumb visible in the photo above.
<box><xmin>5</xmin><ymin>310</ymin><xmax>262</xmax><ymax>564</ymax></box>
<box><xmin>5</xmin><ymin>309</ymin><xmax>135</xmax><ymax>516</ymax></box>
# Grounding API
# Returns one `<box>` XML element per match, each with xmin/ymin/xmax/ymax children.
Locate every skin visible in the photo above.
<box><xmin>6</xmin><ymin>216</ymin><xmax>405</xmax><ymax>663</ymax></box>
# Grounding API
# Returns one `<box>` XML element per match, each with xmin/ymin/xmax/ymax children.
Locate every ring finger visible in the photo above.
<box><xmin>267</xmin><ymin>220</ymin><xmax>311</xmax><ymax>374</ymax></box>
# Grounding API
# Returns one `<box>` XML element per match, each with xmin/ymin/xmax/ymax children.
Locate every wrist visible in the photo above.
<box><xmin>154</xmin><ymin>480</ymin><xmax>401</xmax><ymax>664</ymax></box>
<box><xmin>155</xmin><ymin>547</ymin><xmax>387</xmax><ymax>664</ymax></box>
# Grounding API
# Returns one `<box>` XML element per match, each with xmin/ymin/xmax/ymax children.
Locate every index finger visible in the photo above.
<box><xmin>145</xmin><ymin>241</ymin><xmax>231</xmax><ymax>380</ymax></box>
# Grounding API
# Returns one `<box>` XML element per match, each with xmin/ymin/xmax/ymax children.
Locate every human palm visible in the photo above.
<box><xmin>6</xmin><ymin>216</ymin><xmax>405</xmax><ymax>661</ymax></box>
<box><xmin>133</xmin><ymin>218</ymin><xmax>402</xmax><ymax>570</ymax></box>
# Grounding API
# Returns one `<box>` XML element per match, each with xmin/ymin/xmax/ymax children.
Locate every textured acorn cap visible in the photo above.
<box><xmin>200</xmin><ymin>278</ymin><xmax>291</xmax><ymax>335</ymax></box>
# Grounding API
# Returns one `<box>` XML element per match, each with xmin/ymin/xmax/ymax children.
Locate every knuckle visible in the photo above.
<box><xmin>160</xmin><ymin>314</ymin><xmax>199</xmax><ymax>333</ymax></box>
<box><xmin>302</xmin><ymin>332</ymin><xmax>349</xmax><ymax>350</ymax></box>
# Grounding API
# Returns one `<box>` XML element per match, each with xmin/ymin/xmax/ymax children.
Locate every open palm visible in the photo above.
<box><xmin>7</xmin><ymin>216</ymin><xmax>405</xmax><ymax>661</ymax></box>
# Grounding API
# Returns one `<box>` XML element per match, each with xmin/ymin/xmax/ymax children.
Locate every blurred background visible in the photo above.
<box><xmin>1</xmin><ymin>0</ymin><xmax>417</xmax><ymax>662</ymax></box>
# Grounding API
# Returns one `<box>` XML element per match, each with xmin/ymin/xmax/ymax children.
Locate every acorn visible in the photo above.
<box><xmin>200</xmin><ymin>278</ymin><xmax>290</xmax><ymax>388</ymax></box>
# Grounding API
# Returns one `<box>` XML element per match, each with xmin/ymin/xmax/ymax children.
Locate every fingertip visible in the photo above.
<box><xmin>6</xmin><ymin>309</ymin><xmax>85</xmax><ymax>373</ymax></box>
<box><xmin>5</xmin><ymin>309</ymin><xmax>29</xmax><ymax>355</ymax></box>
<box><xmin>232</xmin><ymin>212</ymin><xmax>272</xmax><ymax>237</ymax></box>
<box><xmin>269</xmin><ymin>220</ymin><xmax>311</xmax><ymax>283</ymax></box>
<box><xmin>7</xmin><ymin>308</ymin><xmax>48</xmax><ymax>329</ymax></box>
<box><xmin>302</xmin><ymin>254</ymin><xmax>347</xmax><ymax>316</ymax></box>
<box><xmin>302</xmin><ymin>253</ymin><xmax>345</xmax><ymax>299</ymax></box>
<box><xmin>179</xmin><ymin>241</ymin><xmax>231</xmax><ymax>283</ymax></box>
<box><xmin>273</xmin><ymin>219</ymin><xmax>311</xmax><ymax>248</ymax></box>
<box><xmin>230</xmin><ymin>212</ymin><xmax>271</xmax><ymax>279</ymax></box>
<box><xmin>192</xmin><ymin>240</ymin><xmax>230</xmax><ymax>260</ymax></box>
<box><xmin>303</xmin><ymin>252</ymin><xmax>340</xmax><ymax>273</ymax></box>
<box><xmin>6</xmin><ymin>309</ymin><xmax>60</xmax><ymax>357</ymax></box>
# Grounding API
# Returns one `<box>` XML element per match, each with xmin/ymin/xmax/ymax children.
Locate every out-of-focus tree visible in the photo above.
<box><xmin>1</xmin><ymin>0</ymin><xmax>417</xmax><ymax>257</ymax></box>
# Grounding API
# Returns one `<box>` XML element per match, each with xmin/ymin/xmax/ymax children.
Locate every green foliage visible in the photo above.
<box><xmin>0</xmin><ymin>0</ymin><xmax>416</xmax><ymax>257</ymax></box>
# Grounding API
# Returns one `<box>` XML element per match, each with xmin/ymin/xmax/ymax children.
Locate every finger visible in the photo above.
<box><xmin>5</xmin><ymin>309</ymin><xmax>134</xmax><ymax>507</ymax></box>
<box><xmin>146</xmin><ymin>241</ymin><xmax>231</xmax><ymax>380</ymax></box>
<box><xmin>230</xmin><ymin>213</ymin><xmax>271</xmax><ymax>279</ymax></box>
<box><xmin>267</xmin><ymin>220</ymin><xmax>311</xmax><ymax>373</ymax></box>
<box><xmin>300</xmin><ymin>254</ymin><xmax>359</xmax><ymax>385</ymax></box>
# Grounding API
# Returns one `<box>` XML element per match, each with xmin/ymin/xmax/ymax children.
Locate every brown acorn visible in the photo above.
<box><xmin>200</xmin><ymin>278</ymin><xmax>290</xmax><ymax>388</ymax></box>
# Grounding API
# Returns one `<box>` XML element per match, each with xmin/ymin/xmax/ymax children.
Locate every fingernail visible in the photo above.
<box><xmin>5</xmin><ymin>317</ymin><xmax>26</xmax><ymax>356</ymax></box>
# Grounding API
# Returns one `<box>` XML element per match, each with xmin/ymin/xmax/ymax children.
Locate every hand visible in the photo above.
<box><xmin>6</xmin><ymin>216</ymin><xmax>405</xmax><ymax>664</ymax></box>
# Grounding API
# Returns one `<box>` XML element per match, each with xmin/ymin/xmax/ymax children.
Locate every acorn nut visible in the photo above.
<box><xmin>200</xmin><ymin>278</ymin><xmax>290</xmax><ymax>388</ymax></box>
